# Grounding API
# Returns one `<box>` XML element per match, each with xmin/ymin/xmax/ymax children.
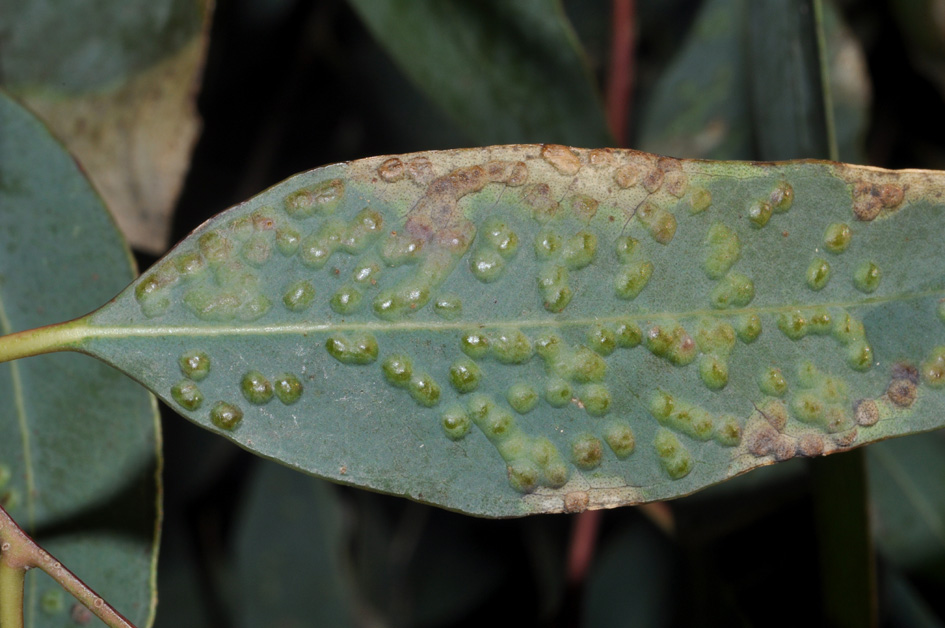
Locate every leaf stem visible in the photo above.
<box><xmin>0</xmin><ymin>505</ymin><xmax>137</xmax><ymax>628</ymax></box>
<box><xmin>0</xmin><ymin>317</ymin><xmax>90</xmax><ymax>364</ymax></box>
<box><xmin>0</xmin><ymin>558</ymin><xmax>24</xmax><ymax>628</ymax></box>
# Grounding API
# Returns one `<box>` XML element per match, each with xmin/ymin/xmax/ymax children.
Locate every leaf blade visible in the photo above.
<box><xmin>0</xmin><ymin>90</ymin><xmax>161</xmax><ymax>625</ymax></box>
<box><xmin>67</xmin><ymin>145</ymin><xmax>945</xmax><ymax>517</ymax></box>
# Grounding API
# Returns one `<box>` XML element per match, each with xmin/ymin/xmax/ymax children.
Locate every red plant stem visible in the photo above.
<box><xmin>606</xmin><ymin>0</ymin><xmax>636</xmax><ymax>147</ymax></box>
<box><xmin>567</xmin><ymin>509</ymin><xmax>602</xmax><ymax>585</ymax></box>
<box><xmin>0</xmin><ymin>505</ymin><xmax>136</xmax><ymax>628</ymax></box>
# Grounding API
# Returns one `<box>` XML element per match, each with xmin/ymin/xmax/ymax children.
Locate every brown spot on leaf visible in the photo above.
<box><xmin>523</xmin><ymin>183</ymin><xmax>560</xmax><ymax>220</ymax></box>
<box><xmin>407</xmin><ymin>156</ymin><xmax>435</xmax><ymax>185</ymax></box>
<box><xmin>878</xmin><ymin>183</ymin><xmax>905</xmax><ymax>207</ymax></box>
<box><xmin>797</xmin><ymin>433</ymin><xmax>825</xmax><ymax>457</ymax></box>
<box><xmin>588</xmin><ymin>148</ymin><xmax>616</xmax><ymax>167</ymax></box>
<box><xmin>747</xmin><ymin>423</ymin><xmax>779</xmax><ymax>457</ymax></box>
<box><xmin>541</xmin><ymin>144</ymin><xmax>582</xmax><ymax>175</ymax></box>
<box><xmin>484</xmin><ymin>160</ymin><xmax>529</xmax><ymax>187</ymax></box>
<box><xmin>834</xmin><ymin>428</ymin><xmax>858</xmax><ymax>448</ymax></box>
<box><xmin>664</xmin><ymin>170</ymin><xmax>689</xmax><ymax>198</ymax></box>
<box><xmin>564</xmin><ymin>491</ymin><xmax>590</xmax><ymax>513</ymax></box>
<box><xmin>774</xmin><ymin>436</ymin><xmax>797</xmax><ymax>461</ymax></box>
<box><xmin>570</xmin><ymin>194</ymin><xmax>599</xmax><ymax>221</ymax></box>
<box><xmin>643</xmin><ymin>168</ymin><xmax>664</xmax><ymax>193</ymax></box>
<box><xmin>887</xmin><ymin>378</ymin><xmax>917</xmax><ymax>408</ymax></box>
<box><xmin>378</xmin><ymin>158</ymin><xmax>405</xmax><ymax>182</ymax></box>
<box><xmin>853</xmin><ymin>399</ymin><xmax>879</xmax><ymax>426</ymax></box>
<box><xmin>614</xmin><ymin>164</ymin><xmax>643</xmax><ymax>188</ymax></box>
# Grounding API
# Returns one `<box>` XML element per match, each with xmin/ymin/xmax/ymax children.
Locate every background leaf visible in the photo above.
<box><xmin>347</xmin><ymin>0</ymin><xmax>613</xmax><ymax>146</ymax></box>
<box><xmin>0</xmin><ymin>91</ymin><xmax>161</xmax><ymax>625</ymax></box>
<box><xmin>0</xmin><ymin>0</ymin><xmax>213</xmax><ymax>253</ymax></box>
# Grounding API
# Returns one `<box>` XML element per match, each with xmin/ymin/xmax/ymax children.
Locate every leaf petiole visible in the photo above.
<box><xmin>0</xmin><ymin>317</ymin><xmax>90</xmax><ymax>365</ymax></box>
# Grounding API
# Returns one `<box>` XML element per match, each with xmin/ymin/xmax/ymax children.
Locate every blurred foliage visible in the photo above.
<box><xmin>6</xmin><ymin>0</ymin><xmax>945</xmax><ymax>625</ymax></box>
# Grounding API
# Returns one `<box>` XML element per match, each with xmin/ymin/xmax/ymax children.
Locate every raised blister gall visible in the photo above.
<box><xmin>210</xmin><ymin>401</ymin><xmax>243</xmax><ymax>431</ymax></box>
<box><xmin>748</xmin><ymin>200</ymin><xmax>772</xmax><ymax>228</ymax></box>
<box><xmin>846</xmin><ymin>340</ymin><xmax>874</xmax><ymax>372</ymax></box>
<box><xmin>704</xmin><ymin>223</ymin><xmax>740</xmax><ymax>279</ymax></box>
<box><xmin>545</xmin><ymin>378</ymin><xmax>573</xmax><ymax>408</ymax></box>
<box><xmin>179</xmin><ymin>350</ymin><xmax>211</xmax><ymax>381</ymax></box>
<box><xmin>237</xmin><ymin>371</ymin><xmax>272</xmax><ymax>405</ymax></box>
<box><xmin>171</xmin><ymin>380</ymin><xmax>203</xmax><ymax>411</ymax></box>
<box><xmin>433</xmin><ymin>295</ymin><xmax>462</xmax><ymax>320</ymax></box>
<box><xmin>770</xmin><ymin>181</ymin><xmax>794</xmax><ymax>212</ymax></box>
<box><xmin>654</xmin><ymin>430</ymin><xmax>693</xmax><ymax>479</ymax></box>
<box><xmin>534</xmin><ymin>229</ymin><xmax>561</xmax><ymax>259</ymax></box>
<box><xmin>449</xmin><ymin>358</ymin><xmax>482</xmax><ymax>393</ymax></box>
<box><xmin>284</xmin><ymin>178</ymin><xmax>344</xmax><ymax>218</ymax></box>
<box><xmin>342</xmin><ymin>208</ymin><xmax>384</xmax><ymax>252</ymax></box>
<box><xmin>282</xmin><ymin>280</ymin><xmax>316</xmax><ymax>312</ymax></box>
<box><xmin>615</xmin><ymin>320</ymin><xmax>643</xmax><ymax>348</ymax></box>
<box><xmin>409</xmin><ymin>373</ymin><xmax>441</xmax><ymax>407</ymax></box>
<box><xmin>603</xmin><ymin>420</ymin><xmax>635</xmax><ymax>458</ymax></box>
<box><xmin>580</xmin><ymin>384</ymin><xmax>612</xmax><ymax>416</ymax></box>
<box><xmin>711</xmin><ymin>272</ymin><xmax>755</xmax><ymax>309</ymax></box>
<box><xmin>382</xmin><ymin>355</ymin><xmax>413</xmax><ymax>387</ymax></box>
<box><xmin>470</xmin><ymin>248</ymin><xmax>505</xmax><ymax>283</ymax></box>
<box><xmin>690</xmin><ymin>187</ymin><xmax>712</xmax><ymax>213</ymax></box>
<box><xmin>491</xmin><ymin>330</ymin><xmax>533</xmax><ymax>364</ymax></box>
<box><xmin>270</xmin><ymin>373</ymin><xmax>302</xmax><ymax>405</ymax></box>
<box><xmin>823</xmin><ymin>223</ymin><xmax>852</xmax><ymax>253</ymax></box>
<box><xmin>759</xmin><ymin>367</ymin><xmax>788</xmax><ymax>397</ymax></box>
<box><xmin>241</xmin><ymin>234</ymin><xmax>272</xmax><ymax>266</ymax></box>
<box><xmin>587</xmin><ymin>325</ymin><xmax>617</xmax><ymax>355</ymax></box>
<box><xmin>806</xmin><ymin>258</ymin><xmax>832</xmax><ymax>291</ymax></box>
<box><xmin>921</xmin><ymin>347</ymin><xmax>945</xmax><ymax>388</ymax></box>
<box><xmin>507</xmin><ymin>459</ymin><xmax>541</xmax><ymax>493</ymax></box>
<box><xmin>615</xmin><ymin>261</ymin><xmax>653</xmax><ymax>300</ymax></box>
<box><xmin>853</xmin><ymin>261</ymin><xmax>882</xmax><ymax>293</ymax></box>
<box><xmin>699</xmin><ymin>355</ymin><xmax>728</xmax><ymax>391</ymax></box>
<box><xmin>648</xmin><ymin>390</ymin><xmax>676</xmax><ymax>420</ymax></box>
<box><xmin>562</xmin><ymin>231</ymin><xmax>597</xmax><ymax>269</ymax></box>
<box><xmin>778</xmin><ymin>310</ymin><xmax>808</xmax><ymax>340</ymax></box>
<box><xmin>736</xmin><ymin>314</ymin><xmax>762</xmax><ymax>343</ymax></box>
<box><xmin>461</xmin><ymin>332</ymin><xmax>490</xmax><ymax>358</ymax></box>
<box><xmin>507</xmin><ymin>383</ymin><xmax>539</xmax><ymax>414</ymax></box>
<box><xmin>326</xmin><ymin>333</ymin><xmax>379</xmax><ymax>365</ymax></box>
<box><xmin>275</xmin><ymin>228</ymin><xmax>300</xmax><ymax>256</ymax></box>
<box><xmin>571</xmin><ymin>434</ymin><xmax>603</xmax><ymax>470</ymax></box>
<box><xmin>715</xmin><ymin>416</ymin><xmax>742</xmax><ymax>447</ymax></box>
<box><xmin>330</xmin><ymin>285</ymin><xmax>363</xmax><ymax>314</ymax></box>
<box><xmin>441</xmin><ymin>404</ymin><xmax>471</xmax><ymax>440</ymax></box>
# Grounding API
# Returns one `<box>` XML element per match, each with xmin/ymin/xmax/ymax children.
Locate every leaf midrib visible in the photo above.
<box><xmin>89</xmin><ymin>286</ymin><xmax>945</xmax><ymax>338</ymax></box>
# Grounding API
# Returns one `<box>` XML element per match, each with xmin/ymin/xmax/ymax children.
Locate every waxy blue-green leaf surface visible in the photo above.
<box><xmin>61</xmin><ymin>144</ymin><xmax>945</xmax><ymax>517</ymax></box>
<box><xmin>0</xmin><ymin>91</ymin><xmax>161</xmax><ymax>624</ymax></box>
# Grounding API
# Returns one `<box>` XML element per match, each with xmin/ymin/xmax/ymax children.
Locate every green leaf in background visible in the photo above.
<box><xmin>7</xmin><ymin>144</ymin><xmax>944</xmax><ymax>518</ymax></box>
<box><xmin>639</xmin><ymin>0</ymin><xmax>870</xmax><ymax>163</ymax></box>
<box><xmin>347</xmin><ymin>0</ymin><xmax>612</xmax><ymax>147</ymax></box>
<box><xmin>233</xmin><ymin>461</ymin><xmax>356</xmax><ymax>628</ymax></box>
<box><xmin>0</xmin><ymin>0</ymin><xmax>213</xmax><ymax>254</ymax></box>
<box><xmin>0</xmin><ymin>91</ymin><xmax>161</xmax><ymax>625</ymax></box>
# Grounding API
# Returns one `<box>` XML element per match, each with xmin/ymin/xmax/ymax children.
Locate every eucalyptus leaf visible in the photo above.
<box><xmin>0</xmin><ymin>0</ymin><xmax>212</xmax><ymax>253</ymax></box>
<box><xmin>347</xmin><ymin>0</ymin><xmax>611</xmax><ymax>146</ymax></box>
<box><xmin>0</xmin><ymin>91</ymin><xmax>160</xmax><ymax>625</ymax></box>
<box><xmin>5</xmin><ymin>145</ymin><xmax>945</xmax><ymax>518</ymax></box>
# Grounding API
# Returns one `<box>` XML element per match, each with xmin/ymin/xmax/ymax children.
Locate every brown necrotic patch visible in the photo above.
<box><xmin>540</xmin><ymin>144</ymin><xmax>582</xmax><ymax>175</ymax></box>
<box><xmin>887</xmin><ymin>363</ymin><xmax>919</xmax><ymax>408</ymax></box>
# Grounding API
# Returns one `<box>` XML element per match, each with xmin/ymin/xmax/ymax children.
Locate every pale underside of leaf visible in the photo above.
<box><xmin>65</xmin><ymin>144</ymin><xmax>945</xmax><ymax>517</ymax></box>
